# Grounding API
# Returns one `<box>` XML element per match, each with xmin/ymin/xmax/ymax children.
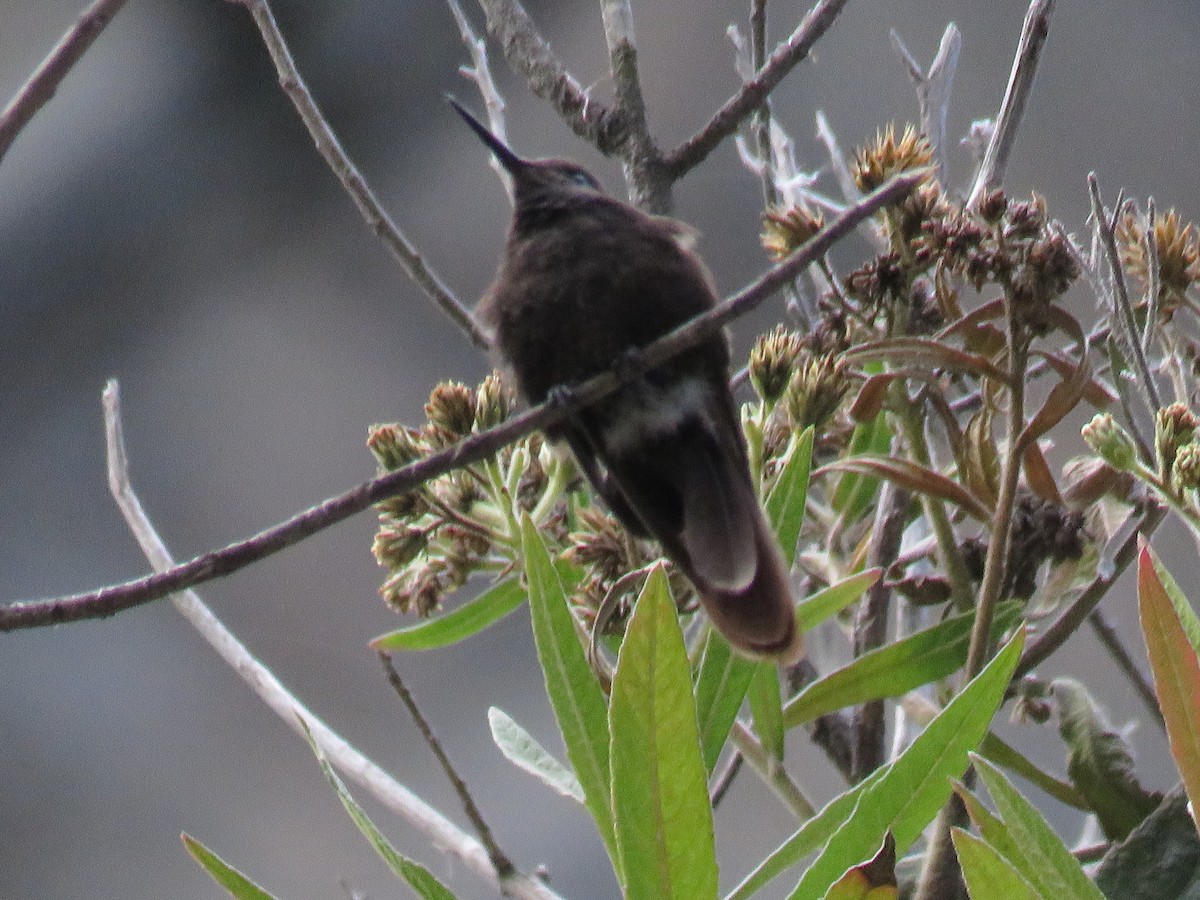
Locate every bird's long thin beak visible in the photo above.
<box><xmin>447</xmin><ymin>96</ymin><xmax>526</xmax><ymax>175</ymax></box>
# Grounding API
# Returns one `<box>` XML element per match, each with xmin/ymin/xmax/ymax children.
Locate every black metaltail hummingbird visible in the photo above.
<box><xmin>451</xmin><ymin>99</ymin><xmax>802</xmax><ymax>662</ymax></box>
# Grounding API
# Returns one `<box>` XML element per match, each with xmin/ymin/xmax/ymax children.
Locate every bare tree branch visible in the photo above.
<box><xmin>0</xmin><ymin>0</ymin><xmax>130</xmax><ymax>166</ymax></box>
<box><xmin>965</xmin><ymin>0</ymin><xmax>1055</xmax><ymax>208</ymax></box>
<box><xmin>476</xmin><ymin>0</ymin><xmax>627</xmax><ymax>154</ymax></box>
<box><xmin>102</xmin><ymin>380</ymin><xmax>559</xmax><ymax>900</ymax></box>
<box><xmin>228</xmin><ymin>0</ymin><xmax>490</xmax><ymax>349</ymax></box>
<box><xmin>891</xmin><ymin>24</ymin><xmax>960</xmax><ymax>185</ymax></box>
<box><xmin>662</xmin><ymin>0</ymin><xmax>851</xmax><ymax>179</ymax></box>
<box><xmin>0</xmin><ymin>171</ymin><xmax>921</xmax><ymax>632</ymax></box>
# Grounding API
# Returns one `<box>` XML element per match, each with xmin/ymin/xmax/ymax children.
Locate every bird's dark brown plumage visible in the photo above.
<box><xmin>453</xmin><ymin>99</ymin><xmax>802</xmax><ymax>662</ymax></box>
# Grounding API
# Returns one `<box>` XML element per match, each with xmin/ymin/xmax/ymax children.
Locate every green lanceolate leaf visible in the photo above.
<box><xmin>610</xmin><ymin>567</ymin><xmax>718</xmax><ymax>900</ymax></box>
<box><xmin>782</xmin><ymin>602</ymin><xmax>1020</xmax><ymax>729</ymax></box>
<box><xmin>765</xmin><ymin>426</ymin><xmax>814</xmax><ymax>567</ymax></box>
<box><xmin>488</xmin><ymin>706</ymin><xmax>585</xmax><ymax>803</ymax></box>
<box><xmin>370</xmin><ymin>577</ymin><xmax>526</xmax><ymax>651</ymax></box>
<box><xmin>520</xmin><ymin>516</ymin><xmax>617</xmax><ymax>863</ymax></box>
<box><xmin>730</xmin><ymin>629</ymin><xmax>1024</xmax><ymax>899</ymax></box>
<box><xmin>693</xmin><ymin>628</ymin><xmax>758</xmax><ymax>773</ymax></box>
<box><xmin>1139</xmin><ymin>541</ymin><xmax>1200</xmax><ymax>836</ymax></box>
<box><xmin>748</xmin><ymin>661</ymin><xmax>785</xmax><ymax>763</ymax></box>
<box><xmin>972</xmin><ymin>755</ymin><xmax>1105</xmax><ymax>899</ymax></box>
<box><xmin>794</xmin><ymin>568</ymin><xmax>881</xmax><ymax>633</ymax></box>
<box><xmin>182</xmin><ymin>834</ymin><xmax>278</xmax><ymax>900</ymax></box>
<box><xmin>787</xmin><ymin>630</ymin><xmax>1025</xmax><ymax>899</ymax></box>
<box><xmin>951</xmin><ymin>828</ymin><xmax>1041</xmax><ymax>900</ymax></box>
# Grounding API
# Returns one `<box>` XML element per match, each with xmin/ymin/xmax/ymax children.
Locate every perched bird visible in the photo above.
<box><xmin>452</xmin><ymin>99</ymin><xmax>802</xmax><ymax>662</ymax></box>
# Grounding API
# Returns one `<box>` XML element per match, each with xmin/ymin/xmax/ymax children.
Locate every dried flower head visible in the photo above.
<box><xmin>424</xmin><ymin>381</ymin><xmax>476</xmax><ymax>444</ymax></box>
<box><xmin>749</xmin><ymin>325</ymin><xmax>804</xmax><ymax>405</ymax></box>
<box><xmin>784</xmin><ymin>349</ymin><xmax>849</xmax><ymax>432</ymax></box>
<box><xmin>367</xmin><ymin>423</ymin><xmax>426</xmax><ymax>472</ymax></box>
<box><xmin>1173</xmin><ymin>443</ymin><xmax>1200</xmax><ymax>491</ymax></box>
<box><xmin>761</xmin><ymin>204</ymin><xmax>825</xmax><ymax>259</ymax></box>
<box><xmin>1156</xmin><ymin>402</ymin><xmax>1200</xmax><ymax>482</ymax></box>
<box><xmin>1118</xmin><ymin>207</ymin><xmax>1200</xmax><ymax>303</ymax></box>
<box><xmin>474</xmin><ymin>371</ymin><xmax>515</xmax><ymax>430</ymax></box>
<box><xmin>852</xmin><ymin>124</ymin><xmax>934</xmax><ymax>193</ymax></box>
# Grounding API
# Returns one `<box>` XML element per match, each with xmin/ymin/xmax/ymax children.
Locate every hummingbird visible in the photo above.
<box><xmin>451</xmin><ymin>99</ymin><xmax>802</xmax><ymax>662</ymax></box>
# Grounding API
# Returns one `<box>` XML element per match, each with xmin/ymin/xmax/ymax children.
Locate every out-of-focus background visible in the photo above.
<box><xmin>3</xmin><ymin>1</ymin><xmax>1198</xmax><ymax>897</ymax></box>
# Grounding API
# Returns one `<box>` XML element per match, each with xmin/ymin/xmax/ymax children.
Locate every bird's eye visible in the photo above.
<box><xmin>569</xmin><ymin>171</ymin><xmax>595</xmax><ymax>188</ymax></box>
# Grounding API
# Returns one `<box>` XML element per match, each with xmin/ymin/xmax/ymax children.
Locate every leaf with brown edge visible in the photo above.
<box><xmin>842</xmin><ymin>337</ymin><xmax>1013</xmax><ymax>386</ymax></box>
<box><xmin>1138</xmin><ymin>540</ymin><xmax>1200</xmax><ymax>838</ymax></box>
<box><xmin>938</xmin><ymin>296</ymin><xmax>1006</xmax><ymax>339</ymax></box>
<box><xmin>815</xmin><ymin>453</ymin><xmax>993</xmax><ymax>521</ymax></box>
<box><xmin>849</xmin><ymin>373</ymin><xmax>894</xmax><ymax>423</ymax></box>
<box><xmin>1037</xmin><ymin>349</ymin><xmax>1116</xmax><ymax>409</ymax></box>
<box><xmin>1018</xmin><ymin>306</ymin><xmax>1090</xmax><ymax>450</ymax></box>
<box><xmin>825</xmin><ymin>832</ymin><xmax>898</xmax><ymax>900</ymax></box>
<box><xmin>1022</xmin><ymin>439</ymin><xmax>1064</xmax><ymax>506</ymax></box>
<box><xmin>963</xmin><ymin>408</ymin><xmax>1000</xmax><ymax>509</ymax></box>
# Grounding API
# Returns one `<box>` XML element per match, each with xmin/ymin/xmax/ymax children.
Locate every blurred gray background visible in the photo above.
<box><xmin>3</xmin><ymin>1</ymin><xmax>1198</xmax><ymax>898</ymax></box>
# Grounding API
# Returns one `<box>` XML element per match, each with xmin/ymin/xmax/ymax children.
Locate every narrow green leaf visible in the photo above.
<box><xmin>370</xmin><ymin>577</ymin><xmax>525</xmax><ymax>651</ymax></box>
<box><xmin>1139</xmin><ymin>541</ymin><xmax>1200</xmax><ymax>833</ymax></box>
<box><xmin>693</xmin><ymin>628</ymin><xmax>758</xmax><ymax>773</ymax></box>
<box><xmin>786</xmin><ymin>630</ymin><xmax>1025</xmax><ymax>899</ymax></box>
<box><xmin>951</xmin><ymin>828</ymin><xmax>1042</xmax><ymax>900</ymax></box>
<box><xmin>301</xmin><ymin>724</ymin><xmax>457</xmax><ymax>900</ymax></box>
<box><xmin>765</xmin><ymin>426</ymin><xmax>814</xmax><ymax>566</ymax></box>
<box><xmin>955</xmin><ymin>780</ymin><xmax>1025</xmax><ymax>866</ymax></box>
<box><xmin>610</xmin><ymin>567</ymin><xmax>718</xmax><ymax>900</ymax></box>
<box><xmin>973</xmin><ymin>755</ymin><xmax>1106</xmax><ymax>899</ymax></box>
<box><xmin>783</xmin><ymin>602</ymin><xmax>1020</xmax><ymax>728</ymax></box>
<box><xmin>748</xmin><ymin>662</ymin><xmax>785</xmax><ymax>762</ymax></box>
<box><xmin>731</xmin><ymin>630</ymin><xmax>1023</xmax><ymax>900</ymax></box>
<box><xmin>832</xmin><ymin>411</ymin><xmax>890</xmax><ymax>520</ymax></box>
<box><xmin>182</xmin><ymin>834</ymin><xmax>278</xmax><ymax>900</ymax></box>
<box><xmin>824</xmin><ymin>833</ymin><xmax>898</xmax><ymax>899</ymax></box>
<box><xmin>794</xmin><ymin>568</ymin><xmax>881</xmax><ymax>633</ymax></box>
<box><xmin>488</xmin><ymin>706</ymin><xmax>585</xmax><ymax>803</ymax></box>
<box><xmin>521</xmin><ymin>516</ymin><xmax>617</xmax><ymax>863</ymax></box>
<box><xmin>978</xmin><ymin>732</ymin><xmax>1088</xmax><ymax>811</ymax></box>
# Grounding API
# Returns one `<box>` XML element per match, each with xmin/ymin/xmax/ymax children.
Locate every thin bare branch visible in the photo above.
<box><xmin>476</xmin><ymin>0</ymin><xmax>627</xmax><ymax>154</ymax></box>
<box><xmin>599</xmin><ymin>0</ymin><xmax>669</xmax><ymax>211</ymax></box>
<box><xmin>447</xmin><ymin>0</ymin><xmax>514</xmax><ymax>198</ymax></box>
<box><xmin>229</xmin><ymin>0</ymin><xmax>490</xmax><ymax>349</ymax></box>
<box><xmin>378</xmin><ymin>653</ymin><xmax>516</xmax><ymax>878</ymax></box>
<box><xmin>0</xmin><ymin>0</ymin><xmax>130</xmax><ymax>166</ymax></box>
<box><xmin>0</xmin><ymin>172</ymin><xmax>921</xmax><ymax>632</ymax></box>
<box><xmin>1086</xmin><ymin>609</ymin><xmax>1165</xmax><ymax>732</ymax></box>
<box><xmin>966</xmin><ymin>0</ymin><xmax>1055</xmax><ymax>208</ymax></box>
<box><xmin>102</xmin><ymin>380</ymin><xmax>559</xmax><ymax>900</ymax></box>
<box><xmin>663</xmin><ymin>0</ymin><xmax>851</xmax><ymax>179</ymax></box>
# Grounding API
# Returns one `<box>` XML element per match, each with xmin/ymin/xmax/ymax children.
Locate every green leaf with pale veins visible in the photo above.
<box><xmin>370</xmin><ymin>577</ymin><xmax>526</xmax><ymax>651</ymax></box>
<box><xmin>765</xmin><ymin>426</ymin><xmax>814</xmax><ymax>567</ymax></box>
<box><xmin>521</xmin><ymin>516</ymin><xmax>617</xmax><ymax>864</ymax></box>
<box><xmin>610</xmin><ymin>567</ymin><xmax>718</xmax><ymax>900</ymax></box>
<box><xmin>952</xmin><ymin>828</ymin><xmax>1041</xmax><ymax>900</ymax></box>
<box><xmin>693</xmin><ymin>628</ymin><xmax>758</xmax><ymax>773</ymax></box>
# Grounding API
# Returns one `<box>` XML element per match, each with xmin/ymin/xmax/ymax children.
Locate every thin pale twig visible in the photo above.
<box><xmin>102</xmin><ymin>380</ymin><xmax>559</xmax><ymax>900</ymax></box>
<box><xmin>447</xmin><ymin>0</ymin><xmax>513</xmax><ymax>198</ymax></box>
<box><xmin>0</xmin><ymin>172</ymin><xmax>922</xmax><ymax>632</ymax></box>
<box><xmin>229</xmin><ymin>0</ymin><xmax>489</xmax><ymax>349</ymax></box>
<box><xmin>0</xmin><ymin>0</ymin><xmax>130</xmax><ymax>166</ymax></box>
<box><xmin>378</xmin><ymin>653</ymin><xmax>516</xmax><ymax>877</ymax></box>
<box><xmin>1086</xmin><ymin>609</ymin><xmax>1165</xmax><ymax>732</ymax></box>
<box><xmin>663</xmin><ymin>0</ymin><xmax>851</xmax><ymax>179</ymax></box>
<box><xmin>966</xmin><ymin>0</ymin><xmax>1055</xmax><ymax>208</ymax></box>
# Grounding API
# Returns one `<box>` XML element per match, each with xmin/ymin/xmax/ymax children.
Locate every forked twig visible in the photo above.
<box><xmin>102</xmin><ymin>380</ymin><xmax>559</xmax><ymax>900</ymax></box>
